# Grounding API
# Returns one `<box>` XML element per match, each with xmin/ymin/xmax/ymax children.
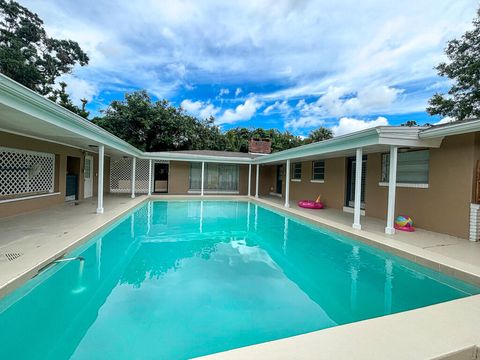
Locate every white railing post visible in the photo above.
<box><xmin>285</xmin><ymin>159</ymin><xmax>290</xmax><ymax>208</ymax></box>
<box><xmin>131</xmin><ymin>157</ymin><xmax>136</xmax><ymax>199</ymax></box>
<box><xmin>353</xmin><ymin>148</ymin><xmax>363</xmax><ymax>230</ymax></box>
<box><xmin>96</xmin><ymin>145</ymin><xmax>104</xmax><ymax>214</ymax></box>
<box><xmin>201</xmin><ymin>161</ymin><xmax>205</xmax><ymax>196</ymax></box>
<box><xmin>248</xmin><ymin>164</ymin><xmax>252</xmax><ymax>197</ymax></box>
<box><xmin>255</xmin><ymin>164</ymin><xmax>259</xmax><ymax>198</ymax></box>
<box><xmin>385</xmin><ymin>146</ymin><xmax>398</xmax><ymax>234</ymax></box>
<box><xmin>148</xmin><ymin>159</ymin><xmax>152</xmax><ymax>196</ymax></box>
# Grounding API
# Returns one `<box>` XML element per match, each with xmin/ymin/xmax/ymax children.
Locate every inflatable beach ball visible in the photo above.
<box><xmin>394</xmin><ymin>215</ymin><xmax>414</xmax><ymax>228</ymax></box>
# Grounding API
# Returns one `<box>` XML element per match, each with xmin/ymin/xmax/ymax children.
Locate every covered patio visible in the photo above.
<box><xmin>249</xmin><ymin>126</ymin><xmax>445</xmax><ymax>235</ymax></box>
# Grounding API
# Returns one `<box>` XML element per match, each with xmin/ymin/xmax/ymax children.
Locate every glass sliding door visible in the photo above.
<box><xmin>189</xmin><ymin>163</ymin><xmax>239</xmax><ymax>193</ymax></box>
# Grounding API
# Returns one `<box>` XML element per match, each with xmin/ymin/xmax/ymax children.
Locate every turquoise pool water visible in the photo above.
<box><xmin>1</xmin><ymin>200</ymin><xmax>479</xmax><ymax>359</ymax></box>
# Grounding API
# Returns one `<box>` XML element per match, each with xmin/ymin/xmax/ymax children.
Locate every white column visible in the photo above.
<box><xmin>96</xmin><ymin>145</ymin><xmax>105</xmax><ymax>214</ymax></box>
<box><xmin>255</xmin><ymin>164</ymin><xmax>259</xmax><ymax>198</ymax></box>
<box><xmin>131</xmin><ymin>157</ymin><xmax>136</xmax><ymax>199</ymax></box>
<box><xmin>148</xmin><ymin>159</ymin><xmax>152</xmax><ymax>196</ymax></box>
<box><xmin>352</xmin><ymin>148</ymin><xmax>363</xmax><ymax>230</ymax></box>
<box><xmin>285</xmin><ymin>159</ymin><xmax>291</xmax><ymax>208</ymax></box>
<box><xmin>385</xmin><ymin>146</ymin><xmax>398</xmax><ymax>234</ymax></box>
<box><xmin>248</xmin><ymin>164</ymin><xmax>252</xmax><ymax>197</ymax></box>
<box><xmin>201</xmin><ymin>161</ymin><xmax>205</xmax><ymax>196</ymax></box>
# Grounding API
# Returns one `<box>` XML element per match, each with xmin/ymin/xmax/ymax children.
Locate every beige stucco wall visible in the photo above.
<box><xmin>288</xmin><ymin>158</ymin><xmax>346</xmax><ymax>210</ymax></box>
<box><xmin>265</xmin><ymin>159</ymin><xmax>346</xmax><ymax>210</ymax></box>
<box><xmin>366</xmin><ymin>133</ymin><xmax>477</xmax><ymax>239</ymax></box>
<box><xmin>0</xmin><ymin>131</ymin><xmax>110</xmax><ymax>218</ymax></box>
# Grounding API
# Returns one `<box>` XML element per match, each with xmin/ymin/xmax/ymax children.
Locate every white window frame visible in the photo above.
<box><xmin>311</xmin><ymin>160</ymin><xmax>325</xmax><ymax>182</ymax></box>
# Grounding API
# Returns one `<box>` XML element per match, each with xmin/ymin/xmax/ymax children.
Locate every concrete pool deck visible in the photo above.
<box><xmin>2</xmin><ymin>194</ymin><xmax>480</xmax><ymax>359</ymax></box>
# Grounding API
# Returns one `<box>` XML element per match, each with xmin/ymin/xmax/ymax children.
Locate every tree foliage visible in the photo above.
<box><xmin>0</xmin><ymin>0</ymin><xmax>89</xmax><ymax>116</ymax></box>
<box><xmin>427</xmin><ymin>8</ymin><xmax>480</xmax><ymax>120</ymax></box>
<box><xmin>92</xmin><ymin>90</ymin><xmax>225</xmax><ymax>152</ymax></box>
<box><xmin>305</xmin><ymin>127</ymin><xmax>333</xmax><ymax>143</ymax></box>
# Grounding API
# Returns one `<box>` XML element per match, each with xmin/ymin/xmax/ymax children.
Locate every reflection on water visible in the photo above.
<box><xmin>0</xmin><ymin>201</ymin><xmax>479</xmax><ymax>360</ymax></box>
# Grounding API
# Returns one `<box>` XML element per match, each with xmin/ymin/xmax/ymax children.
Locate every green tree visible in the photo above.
<box><xmin>0</xmin><ymin>0</ymin><xmax>89</xmax><ymax>115</ymax></box>
<box><xmin>306</xmin><ymin>127</ymin><xmax>333</xmax><ymax>143</ymax></box>
<box><xmin>401</xmin><ymin>120</ymin><xmax>418</xmax><ymax>127</ymax></box>
<box><xmin>427</xmin><ymin>8</ymin><xmax>480</xmax><ymax>120</ymax></box>
<box><xmin>93</xmin><ymin>90</ymin><xmax>225</xmax><ymax>152</ymax></box>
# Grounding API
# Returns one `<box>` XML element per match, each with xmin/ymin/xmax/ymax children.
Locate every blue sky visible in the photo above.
<box><xmin>22</xmin><ymin>0</ymin><xmax>479</xmax><ymax>136</ymax></box>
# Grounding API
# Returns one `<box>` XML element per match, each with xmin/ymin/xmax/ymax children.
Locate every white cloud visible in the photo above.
<box><xmin>297</xmin><ymin>85</ymin><xmax>403</xmax><ymax>119</ymax></box>
<box><xmin>217</xmin><ymin>97</ymin><xmax>263</xmax><ymax>124</ymax></box>
<box><xmin>330</xmin><ymin>116</ymin><xmax>389</xmax><ymax>136</ymax></box>
<box><xmin>235</xmin><ymin>87</ymin><xmax>242</xmax><ymax>96</ymax></box>
<box><xmin>263</xmin><ymin>100</ymin><xmax>292</xmax><ymax>115</ymax></box>
<box><xmin>285</xmin><ymin>116</ymin><xmax>324</xmax><ymax>131</ymax></box>
<box><xmin>180</xmin><ymin>99</ymin><xmax>220</xmax><ymax>119</ymax></box>
<box><xmin>57</xmin><ymin>74</ymin><xmax>98</xmax><ymax>104</ymax></box>
<box><xmin>218</xmin><ymin>88</ymin><xmax>230</xmax><ymax>96</ymax></box>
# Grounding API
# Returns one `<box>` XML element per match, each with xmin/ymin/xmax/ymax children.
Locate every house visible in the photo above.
<box><xmin>1</xmin><ymin>72</ymin><xmax>479</xmax><ymax>241</ymax></box>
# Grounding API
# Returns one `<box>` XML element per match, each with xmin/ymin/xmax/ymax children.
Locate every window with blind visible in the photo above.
<box><xmin>291</xmin><ymin>163</ymin><xmax>302</xmax><ymax>180</ymax></box>
<box><xmin>381</xmin><ymin>150</ymin><xmax>429</xmax><ymax>184</ymax></box>
<box><xmin>189</xmin><ymin>163</ymin><xmax>239</xmax><ymax>192</ymax></box>
<box><xmin>312</xmin><ymin>160</ymin><xmax>325</xmax><ymax>181</ymax></box>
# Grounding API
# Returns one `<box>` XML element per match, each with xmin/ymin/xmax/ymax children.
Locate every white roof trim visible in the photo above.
<box><xmin>253</xmin><ymin>127</ymin><xmax>442</xmax><ymax>164</ymax></box>
<box><xmin>145</xmin><ymin>152</ymin><xmax>253</xmax><ymax>164</ymax></box>
<box><xmin>420</xmin><ymin>119</ymin><xmax>480</xmax><ymax>138</ymax></box>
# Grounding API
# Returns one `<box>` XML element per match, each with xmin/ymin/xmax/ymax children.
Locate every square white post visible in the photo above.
<box><xmin>285</xmin><ymin>159</ymin><xmax>290</xmax><ymax>208</ymax></box>
<box><xmin>96</xmin><ymin>145</ymin><xmax>105</xmax><ymax>214</ymax></box>
<box><xmin>248</xmin><ymin>164</ymin><xmax>252</xmax><ymax>197</ymax></box>
<box><xmin>385</xmin><ymin>146</ymin><xmax>398</xmax><ymax>234</ymax></box>
<box><xmin>352</xmin><ymin>148</ymin><xmax>363</xmax><ymax>230</ymax></box>
<box><xmin>201</xmin><ymin>161</ymin><xmax>205</xmax><ymax>196</ymax></box>
<box><xmin>148</xmin><ymin>159</ymin><xmax>152</xmax><ymax>196</ymax></box>
<box><xmin>131</xmin><ymin>157</ymin><xmax>136</xmax><ymax>199</ymax></box>
<box><xmin>255</xmin><ymin>164</ymin><xmax>259</xmax><ymax>198</ymax></box>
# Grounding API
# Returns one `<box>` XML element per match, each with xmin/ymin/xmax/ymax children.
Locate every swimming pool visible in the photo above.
<box><xmin>1</xmin><ymin>200</ymin><xmax>479</xmax><ymax>359</ymax></box>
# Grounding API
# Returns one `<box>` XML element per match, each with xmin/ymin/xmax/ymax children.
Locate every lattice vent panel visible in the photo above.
<box><xmin>0</xmin><ymin>146</ymin><xmax>55</xmax><ymax>197</ymax></box>
<box><xmin>110</xmin><ymin>158</ymin><xmax>151</xmax><ymax>194</ymax></box>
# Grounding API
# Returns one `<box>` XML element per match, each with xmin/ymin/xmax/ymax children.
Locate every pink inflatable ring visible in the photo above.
<box><xmin>298</xmin><ymin>200</ymin><xmax>324</xmax><ymax>209</ymax></box>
